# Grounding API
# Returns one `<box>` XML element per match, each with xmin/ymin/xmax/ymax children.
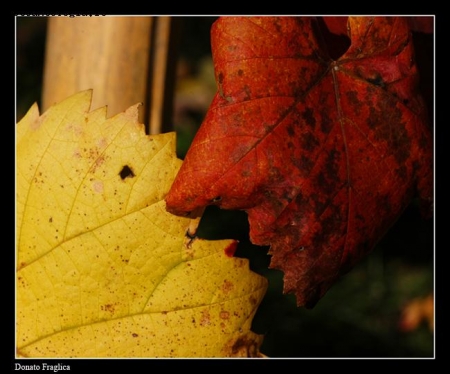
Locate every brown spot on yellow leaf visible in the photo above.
<box><xmin>92</xmin><ymin>180</ymin><xmax>104</xmax><ymax>194</ymax></box>
<box><xmin>200</xmin><ymin>309</ymin><xmax>211</xmax><ymax>326</ymax></box>
<box><xmin>222</xmin><ymin>335</ymin><xmax>265</xmax><ymax>358</ymax></box>
<box><xmin>221</xmin><ymin>280</ymin><xmax>234</xmax><ymax>294</ymax></box>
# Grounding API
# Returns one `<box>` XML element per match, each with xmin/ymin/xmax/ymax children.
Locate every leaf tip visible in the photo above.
<box><xmin>224</xmin><ymin>240</ymin><xmax>239</xmax><ymax>257</ymax></box>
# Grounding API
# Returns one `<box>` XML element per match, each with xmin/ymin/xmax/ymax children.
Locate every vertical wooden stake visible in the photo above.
<box><xmin>147</xmin><ymin>17</ymin><xmax>181</xmax><ymax>135</ymax></box>
<box><xmin>42</xmin><ymin>16</ymin><xmax>153</xmax><ymax>123</ymax></box>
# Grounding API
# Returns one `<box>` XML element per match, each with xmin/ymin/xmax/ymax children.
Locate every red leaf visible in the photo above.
<box><xmin>407</xmin><ymin>16</ymin><xmax>434</xmax><ymax>33</ymax></box>
<box><xmin>322</xmin><ymin>16</ymin><xmax>348</xmax><ymax>35</ymax></box>
<box><xmin>165</xmin><ymin>17</ymin><xmax>433</xmax><ymax>307</ymax></box>
<box><xmin>322</xmin><ymin>16</ymin><xmax>434</xmax><ymax>35</ymax></box>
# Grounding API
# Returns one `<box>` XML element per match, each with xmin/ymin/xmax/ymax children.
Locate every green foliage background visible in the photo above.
<box><xmin>16</xmin><ymin>16</ymin><xmax>434</xmax><ymax>358</ymax></box>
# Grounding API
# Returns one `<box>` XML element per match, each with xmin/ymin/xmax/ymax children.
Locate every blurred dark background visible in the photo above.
<box><xmin>16</xmin><ymin>16</ymin><xmax>434</xmax><ymax>358</ymax></box>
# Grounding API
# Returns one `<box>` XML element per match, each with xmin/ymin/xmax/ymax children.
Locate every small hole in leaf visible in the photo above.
<box><xmin>119</xmin><ymin>165</ymin><xmax>135</xmax><ymax>180</ymax></box>
<box><xmin>212</xmin><ymin>196</ymin><xmax>222</xmax><ymax>203</ymax></box>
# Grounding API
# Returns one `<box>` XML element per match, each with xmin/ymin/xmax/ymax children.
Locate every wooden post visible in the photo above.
<box><xmin>148</xmin><ymin>16</ymin><xmax>179</xmax><ymax>135</ymax></box>
<box><xmin>42</xmin><ymin>16</ymin><xmax>153</xmax><ymax>124</ymax></box>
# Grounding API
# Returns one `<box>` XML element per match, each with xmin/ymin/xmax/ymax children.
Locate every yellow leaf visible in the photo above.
<box><xmin>16</xmin><ymin>90</ymin><xmax>268</xmax><ymax>358</ymax></box>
